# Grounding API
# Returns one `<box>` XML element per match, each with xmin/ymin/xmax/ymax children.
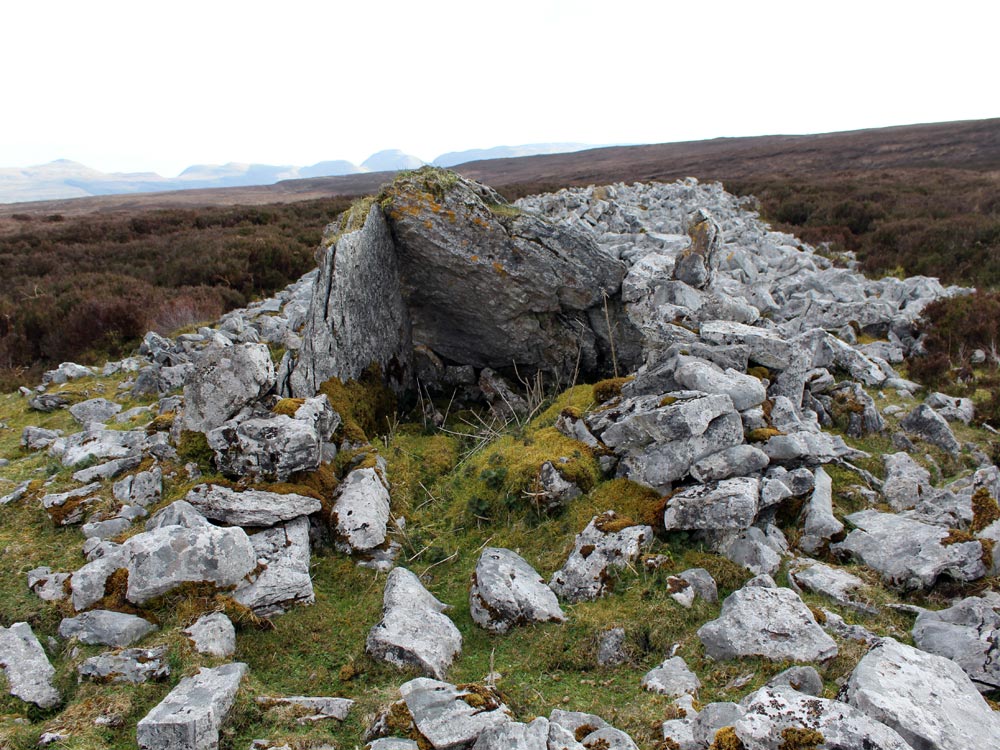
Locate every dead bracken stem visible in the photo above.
<box><xmin>603</xmin><ymin>291</ymin><xmax>619</xmax><ymax>378</ymax></box>
<box><xmin>420</xmin><ymin>550</ymin><xmax>458</xmax><ymax>577</ymax></box>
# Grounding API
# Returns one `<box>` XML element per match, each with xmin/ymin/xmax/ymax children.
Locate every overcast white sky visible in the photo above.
<box><xmin>2</xmin><ymin>0</ymin><xmax>997</xmax><ymax>177</ymax></box>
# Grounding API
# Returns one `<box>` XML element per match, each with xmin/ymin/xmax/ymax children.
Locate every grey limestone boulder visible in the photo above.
<box><xmin>399</xmin><ymin>677</ymin><xmax>512</xmax><ymax>750</ymax></box>
<box><xmin>182</xmin><ymin>343</ymin><xmax>275</xmax><ymax>433</ymax></box>
<box><xmin>113</xmin><ymin>466</ymin><xmax>163</xmax><ymax>507</ymax></box>
<box><xmin>331</xmin><ymin>464</ymin><xmax>392</xmax><ymax>553</ymax></box>
<box><xmin>788</xmin><ymin>559</ymin><xmax>868</xmax><ymax>611</ymax></box>
<box><xmin>672</xmin><ymin>209</ymin><xmax>720</xmax><ymax>289</ymax></box>
<box><xmin>79</xmin><ymin>646</ymin><xmax>169</xmax><ymax>684</ymax></box>
<box><xmin>41</xmin><ymin>482</ymin><xmax>102</xmax><ymax>525</ymax></box>
<box><xmin>207</xmin><ymin>415</ymin><xmax>321</xmax><ymax>481</ymax></box>
<box><xmin>735</xmin><ymin>686</ymin><xmax>913</xmax><ymax>750</ymax></box>
<box><xmin>27</xmin><ymin>566</ymin><xmax>71</xmax><ymax>602</ymax></box>
<box><xmin>136</xmin><ymin>662</ymin><xmax>247</xmax><ymax>750</ymax></box>
<box><xmin>765</xmin><ymin>666</ymin><xmax>822</xmax><ymax>696</ymax></box>
<box><xmin>692</xmin><ymin>702</ymin><xmax>746</xmax><ymax>748</ymax></box>
<box><xmin>597</xmin><ymin>627</ymin><xmax>629</xmax><ymax>667</ymax></box>
<box><xmin>234</xmin><ymin>516</ymin><xmax>314</xmax><ymax>615</ymax></box>
<box><xmin>185</xmin><ymin>484</ymin><xmax>320</xmax><ymax>527</ymax></box>
<box><xmin>0</xmin><ymin>622</ymin><xmax>60</xmax><ymax>708</ymax></box>
<box><xmin>59</xmin><ymin>610</ymin><xmax>156</xmax><ymax>647</ymax></box>
<box><xmin>697</xmin><ymin>584</ymin><xmax>837</xmax><ymax>662</ymax></box>
<box><xmin>833</xmin><ymin>510</ymin><xmax>986</xmax><ymax>589</ymax></box>
<box><xmin>698</xmin><ymin>321</ymin><xmax>795</xmax><ymax>369</ymax></box>
<box><xmin>69</xmin><ymin>397</ymin><xmax>122</xmax><ymax>425</ymax></box>
<box><xmin>470</xmin><ymin>547</ymin><xmax>564</xmax><ymax>633</ymax></box>
<box><xmin>926</xmin><ymin>391</ymin><xmax>974</xmax><ymax>424</ymax></box>
<box><xmin>641</xmin><ymin>656</ymin><xmax>701</xmax><ymax>698</ymax></box>
<box><xmin>663</xmin><ymin>477</ymin><xmax>760</xmax><ymax>531</ymax></box>
<box><xmin>673</xmin><ymin>358</ymin><xmax>766</xmax><ymax>411</ymax></box>
<box><xmin>719</xmin><ymin>527</ymin><xmax>782</xmax><ymax>576</ymax></box>
<box><xmin>21</xmin><ymin>425</ymin><xmax>62</xmax><ymax>450</ymax></box>
<box><xmin>689</xmin><ymin>444</ymin><xmax>769</xmax><ymax>484</ymax></box>
<box><xmin>882</xmin><ymin>452</ymin><xmax>932</xmax><ymax>511</ymax></box>
<box><xmin>900</xmin><ymin>403</ymin><xmax>962</xmax><ymax>456</ymax></box>
<box><xmin>549</xmin><ymin>513</ymin><xmax>653</xmax><ymax>603</ymax></box>
<box><xmin>184</xmin><ymin>612</ymin><xmax>236</xmax><ymax>658</ymax></box>
<box><xmin>798</xmin><ymin>466</ymin><xmax>844</xmax><ymax>554</ymax></box>
<box><xmin>367</xmin><ymin>568</ymin><xmax>462</xmax><ymax>680</ymax></box>
<box><xmin>471</xmin><ymin>717</ymin><xmax>548</xmax><ymax>750</ymax></box>
<box><xmin>290</xmin><ymin>203</ymin><xmax>413</xmax><ymax>397</ymax></box>
<box><xmin>534</xmin><ymin>461</ymin><xmax>582</xmax><ymax>512</ymax></box>
<box><xmin>844</xmin><ymin>638</ymin><xmax>1000</xmax><ymax>750</ymax></box>
<box><xmin>911</xmin><ymin>592</ymin><xmax>1000</xmax><ymax>693</ymax></box>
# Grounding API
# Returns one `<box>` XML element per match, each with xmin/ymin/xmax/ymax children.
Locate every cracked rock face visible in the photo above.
<box><xmin>470</xmin><ymin>547</ymin><xmax>565</xmax><ymax>633</ymax></box>
<box><xmin>331</xmin><ymin>464</ymin><xmax>392</xmax><ymax>553</ymax></box>
<box><xmin>207</xmin><ymin>415</ymin><xmax>322</xmax><ymax>481</ymax></box>
<box><xmin>185</xmin><ymin>483</ymin><xmax>321</xmax><ymax>528</ymax></box>
<box><xmin>234</xmin><ymin>516</ymin><xmax>315</xmax><ymax>615</ymax></box>
<box><xmin>181</xmin><ymin>342</ymin><xmax>275</xmax><ymax>433</ymax></box>
<box><xmin>911</xmin><ymin>591</ymin><xmax>1000</xmax><ymax>693</ymax></box>
<box><xmin>399</xmin><ymin>677</ymin><xmax>512</xmax><ymax>750</ymax></box>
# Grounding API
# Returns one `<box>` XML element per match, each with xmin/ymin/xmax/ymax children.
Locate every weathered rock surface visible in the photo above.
<box><xmin>185</xmin><ymin>484</ymin><xmax>320</xmax><ymax>527</ymax></box>
<box><xmin>367</xmin><ymin>568</ymin><xmax>462</xmax><ymax>680</ymax></box>
<box><xmin>182</xmin><ymin>343</ymin><xmax>275</xmax><ymax>433</ymax></box>
<box><xmin>911</xmin><ymin>592</ymin><xmax>1000</xmax><ymax>693</ymax></box>
<box><xmin>136</xmin><ymin>662</ymin><xmax>247</xmax><ymax>750</ymax></box>
<box><xmin>79</xmin><ymin>646</ymin><xmax>169</xmax><ymax>684</ymax></box>
<box><xmin>697</xmin><ymin>583</ymin><xmax>837</xmax><ymax>662</ymax></box>
<box><xmin>471</xmin><ymin>717</ymin><xmax>549</xmax><ymax>750</ymax></box>
<box><xmin>59</xmin><ymin>610</ymin><xmax>157</xmax><ymax>646</ymax></box>
<box><xmin>0</xmin><ymin>622</ymin><xmax>60</xmax><ymax>708</ymax></box>
<box><xmin>234</xmin><ymin>516</ymin><xmax>315</xmax><ymax>615</ymax></box>
<box><xmin>549</xmin><ymin>513</ymin><xmax>653</xmax><ymax>603</ymax></box>
<box><xmin>640</xmin><ymin>656</ymin><xmax>701</xmax><ymax>698</ymax></box>
<box><xmin>207</xmin><ymin>415</ymin><xmax>322</xmax><ymax>481</ymax></box>
<box><xmin>184</xmin><ymin>612</ymin><xmax>236</xmax><ymax>658</ymax></box>
<box><xmin>113</xmin><ymin>466</ymin><xmax>162</xmax><ymax>507</ymax></box>
<box><xmin>290</xmin><ymin>203</ymin><xmax>413</xmax><ymax>396</ymax></box>
<box><xmin>27</xmin><ymin>566</ymin><xmax>71</xmax><ymax>601</ymax></box>
<box><xmin>788</xmin><ymin>558</ymin><xmax>868</xmax><ymax>611</ymax></box>
<box><xmin>926</xmin><ymin>391</ymin><xmax>974</xmax><ymax>424</ymax></box>
<box><xmin>765</xmin><ymin>665</ymin><xmax>823</xmax><ymax>696</ymax></box>
<box><xmin>689</xmin><ymin>444</ymin><xmax>769</xmax><ymax>484</ymax></box>
<box><xmin>470</xmin><ymin>547</ymin><xmax>564</xmax><ymax>633</ymax></box>
<box><xmin>900</xmin><ymin>403</ymin><xmax>962</xmax><ymax>456</ymax></box>
<box><xmin>69</xmin><ymin>397</ymin><xmax>122</xmax><ymax>424</ymax></box>
<box><xmin>663</xmin><ymin>477</ymin><xmax>760</xmax><ymax>531</ymax></box>
<box><xmin>257</xmin><ymin>695</ymin><xmax>354</xmax><ymax>723</ymax></box>
<box><xmin>41</xmin><ymin>481</ymin><xmax>102</xmax><ymax>525</ymax></box>
<box><xmin>882</xmin><ymin>452</ymin><xmax>932</xmax><ymax>511</ymax></box>
<box><xmin>844</xmin><ymin>638</ymin><xmax>1000</xmax><ymax>750</ymax></box>
<box><xmin>674</xmin><ymin>358</ymin><xmax>765</xmax><ymax>411</ymax></box>
<box><xmin>798</xmin><ymin>466</ymin><xmax>844</xmax><ymax>554</ymax></box>
<box><xmin>399</xmin><ymin>677</ymin><xmax>512</xmax><ymax>750</ymax></box>
<box><xmin>331</xmin><ymin>465</ymin><xmax>392</xmax><ymax>553</ymax></box>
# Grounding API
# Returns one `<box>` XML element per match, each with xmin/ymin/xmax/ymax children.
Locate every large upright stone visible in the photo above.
<box><xmin>182</xmin><ymin>343</ymin><xmax>275</xmax><ymax>433</ymax></box>
<box><xmin>382</xmin><ymin>170</ymin><xmax>627</xmax><ymax>378</ymax></box>
<box><xmin>470</xmin><ymin>548</ymin><xmax>565</xmax><ymax>633</ymax></box>
<box><xmin>0</xmin><ymin>622</ymin><xmax>60</xmax><ymax>708</ymax></box>
<box><xmin>291</xmin><ymin>204</ymin><xmax>413</xmax><ymax>396</ymax></box>
<box><xmin>673</xmin><ymin>209</ymin><xmax>720</xmax><ymax>289</ymax></box>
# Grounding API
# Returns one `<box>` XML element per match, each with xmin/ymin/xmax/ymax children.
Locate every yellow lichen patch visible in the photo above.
<box><xmin>942</xmin><ymin>528</ymin><xmax>976</xmax><ymax>546</ymax></box>
<box><xmin>145</xmin><ymin>411</ymin><xmax>174</xmax><ymax>434</ymax></box>
<box><xmin>971</xmin><ymin>487</ymin><xmax>1000</xmax><ymax>532</ymax></box>
<box><xmin>272</xmin><ymin>398</ymin><xmax>305</xmax><ymax>417</ymax></box>
<box><xmin>593</xmin><ymin>377</ymin><xmax>633</xmax><ymax>403</ymax></box>
<box><xmin>659</xmin><ymin>395</ymin><xmax>678</xmax><ymax>407</ymax></box>
<box><xmin>779</xmin><ymin>727</ymin><xmax>825</xmax><ymax>750</ymax></box>
<box><xmin>747</xmin><ymin>427</ymin><xmax>783</xmax><ymax>442</ymax></box>
<box><xmin>492</xmin><ymin>261</ymin><xmax>507</xmax><ymax>277</ymax></box>
<box><xmin>709</xmin><ymin>726</ymin><xmax>745</xmax><ymax>750</ymax></box>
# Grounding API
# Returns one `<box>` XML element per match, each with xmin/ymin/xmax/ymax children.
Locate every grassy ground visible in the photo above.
<box><xmin>0</xmin><ymin>372</ymin><xmax>996</xmax><ymax>749</ymax></box>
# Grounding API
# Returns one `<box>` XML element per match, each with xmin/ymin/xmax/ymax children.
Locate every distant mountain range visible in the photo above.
<box><xmin>0</xmin><ymin>144</ymin><xmax>592</xmax><ymax>204</ymax></box>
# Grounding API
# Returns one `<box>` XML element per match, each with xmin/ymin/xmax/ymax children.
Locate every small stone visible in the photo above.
<box><xmin>641</xmin><ymin>656</ymin><xmax>701</xmax><ymax>698</ymax></box>
<box><xmin>184</xmin><ymin>612</ymin><xmax>236</xmax><ymax>658</ymax></box>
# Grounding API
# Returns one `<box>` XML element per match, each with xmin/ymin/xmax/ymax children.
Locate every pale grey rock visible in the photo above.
<box><xmin>115</xmin><ymin>405</ymin><xmax>153</xmax><ymax>423</ymax></box>
<box><xmin>912</xmin><ymin>592</ymin><xmax>1000</xmax><ymax>693</ymax></box>
<box><xmin>674</xmin><ymin>359</ymin><xmax>766</xmax><ymax>412</ymax></box>
<box><xmin>41</xmin><ymin>482</ymin><xmax>102</xmax><ymax>525</ymax></box>
<box><xmin>207</xmin><ymin>415</ymin><xmax>321</xmax><ymax>481</ymax></box>
<box><xmin>735</xmin><ymin>686</ymin><xmax>913</xmax><ymax>750</ymax></box>
<box><xmin>765</xmin><ymin>666</ymin><xmax>822</xmax><ymax>696</ymax></box>
<box><xmin>900</xmin><ymin>404</ymin><xmax>962</xmax><ymax>456</ymax></box>
<box><xmin>690</xmin><ymin>444</ymin><xmax>769</xmax><ymax>483</ymax></box>
<box><xmin>399</xmin><ymin>677</ymin><xmax>511</xmax><ymax>750</ymax></box>
<box><xmin>42</xmin><ymin>361</ymin><xmax>93</xmax><ymax>385</ymax></box>
<box><xmin>692</xmin><ymin>703</ymin><xmax>746</xmax><ymax>748</ymax></box>
<box><xmin>641</xmin><ymin>656</ymin><xmax>701</xmax><ymax>698</ymax></box>
<box><xmin>146</xmin><ymin>499</ymin><xmax>209</xmax><ymax>530</ymax></box>
<box><xmin>830</xmin><ymin>382</ymin><xmax>885</xmax><ymax>437</ymax></box>
<box><xmin>69</xmin><ymin>397</ymin><xmax>122</xmax><ymax>425</ymax></box>
<box><xmin>182</xmin><ymin>343</ymin><xmax>275</xmax><ymax>433</ymax></box>
<box><xmin>549</xmin><ymin>513</ymin><xmax>653</xmax><ymax>603</ymax></box>
<box><xmin>821</xmin><ymin>608</ymin><xmax>880</xmax><ymax>645</ymax></box>
<box><xmin>535</xmin><ymin>461</ymin><xmax>582</xmax><ymax>512</ymax></box>
<box><xmin>79</xmin><ymin>646</ymin><xmax>169</xmax><ymax>684</ymax></box>
<box><xmin>472</xmin><ymin>717</ymin><xmax>548</xmax><ymax>750</ymax></box>
<box><xmin>470</xmin><ymin>547</ymin><xmax>564</xmax><ymax>633</ymax></box>
<box><xmin>882</xmin><ymin>452</ymin><xmax>932</xmax><ymax>511</ymax></box>
<box><xmin>0</xmin><ymin>480</ymin><xmax>30</xmax><ymax>505</ymax></box>
<box><xmin>554</xmin><ymin>412</ymin><xmax>601</xmax><ymax>450</ymax></box>
<box><xmin>234</xmin><ymin>517</ymin><xmax>314</xmax><ymax>615</ymax></box>
<box><xmin>124</xmin><ymin>523</ymin><xmax>257</xmax><ymax>604</ymax></box>
<box><xmin>663</xmin><ymin>477</ymin><xmax>760</xmax><ymax>531</ymax></box>
<box><xmin>593</xmin><ymin>392</ymin><xmax>735</xmax><ymax>448</ymax></box>
<box><xmin>72</xmin><ymin>454</ymin><xmax>142</xmax><ymax>483</ymax></box>
<box><xmin>844</xmin><ymin>638</ymin><xmax>1000</xmax><ymax>750</ymax></box>
<box><xmin>699</xmin><ymin>321</ymin><xmax>795</xmax><ymax>369</ymax></box>
<box><xmin>292</xmin><ymin>394</ymin><xmax>341</xmax><ymax>440</ymax></box>
<box><xmin>51</xmin><ymin>424</ymin><xmax>146</xmax><ymax>467</ymax></box>
<box><xmin>113</xmin><ymin>466</ymin><xmax>162</xmax><ymax>507</ymax></box>
<box><xmin>719</xmin><ymin>527</ymin><xmax>782</xmax><ymax>576</ymax></box>
<box><xmin>926</xmin><ymin>391</ymin><xmax>974</xmax><ymax>424</ymax></box>
<box><xmin>673</xmin><ymin>209</ymin><xmax>720</xmax><ymax>289</ymax></box>
<box><xmin>761</xmin><ymin>430</ymin><xmax>853</xmax><ymax>464</ymax></box>
<box><xmin>185</xmin><ymin>484</ymin><xmax>320</xmax><ymax>527</ymax></box>
<box><xmin>21</xmin><ymin>425</ymin><xmax>62</xmax><ymax>450</ymax></box>
<box><xmin>0</xmin><ymin>622</ymin><xmax>60</xmax><ymax>708</ymax></box>
<box><xmin>679</xmin><ymin>567</ymin><xmax>718</xmax><ymax>603</ymax></box>
<box><xmin>332</xmin><ymin>465</ymin><xmax>392</xmax><ymax>553</ymax></box>
<box><xmin>29</xmin><ymin>392</ymin><xmax>69</xmax><ymax>412</ymax></box>
<box><xmin>27</xmin><ymin>567</ymin><xmax>70</xmax><ymax>602</ymax></box>
<box><xmin>367</xmin><ymin>568</ymin><xmax>462</xmax><ymax>680</ymax></box>
<box><xmin>81</xmin><ymin>515</ymin><xmax>132</xmax><ymax>540</ymax></box>
<box><xmin>798</xmin><ymin>466</ymin><xmax>844</xmax><ymax>554</ymax></box>
<box><xmin>136</xmin><ymin>662</ymin><xmax>247</xmax><ymax>750</ymax></box>
<box><xmin>184</xmin><ymin>612</ymin><xmax>236</xmax><ymax>658</ymax></box>
<box><xmin>597</xmin><ymin>627</ymin><xmax>628</xmax><ymax>667</ymax></box>
<box><xmin>256</xmin><ymin>695</ymin><xmax>354</xmax><ymax>723</ymax></box>
<box><xmin>788</xmin><ymin>559</ymin><xmax>868</xmax><ymax>611</ymax></box>
<box><xmin>290</xmin><ymin>204</ymin><xmax>413</xmax><ymax>397</ymax></box>
<box><xmin>697</xmin><ymin>585</ymin><xmax>837</xmax><ymax>662</ymax></box>
<box><xmin>833</xmin><ymin>510</ymin><xmax>986</xmax><ymax>589</ymax></box>
<box><xmin>548</xmin><ymin>709</ymin><xmax>609</xmax><ymax>737</ymax></box>
<box><xmin>58</xmin><ymin>610</ymin><xmax>156</xmax><ymax>646</ymax></box>
<box><xmin>577</xmin><ymin>727</ymin><xmax>637</xmax><ymax>750</ymax></box>
<box><xmin>368</xmin><ymin>740</ymin><xmax>419</xmax><ymax>750</ymax></box>
<box><xmin>69</xmin><ymin>544</ymin><xmax>128</xmax><ymax>611</ymax></box>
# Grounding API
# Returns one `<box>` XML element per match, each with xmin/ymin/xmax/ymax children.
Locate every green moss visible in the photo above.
<box><xmin>971</xmin><ymin>487</ymin><xmax>1000</xmax><ymax>532</ymax></box>
<box><xmin>779</xmin><ymin>727</ymin><xmax>824</xmax><ymax>750</ymax></box>
<box><xmin>532</xmin><ymin>384</ymin><xmax>596</xmax><ymax>429</ymax></box>
<box><xmin>318</xmin><ymin>365</ymin><xmax>397</xmax><ymax>445</ymax></box>
<box><xmin>593</xmin><ymin>377</ymin><xmax>633</xmax><ymax>403</ymax></box>
<box><xmin>747</xmin><ymin>427</ymin><xmax>783</xmax><ymax>442</ymax></box>
<box><xmin>177</xmin><ymin>430</ymin><xmax>214</xmax><ymax>467</ymax></box>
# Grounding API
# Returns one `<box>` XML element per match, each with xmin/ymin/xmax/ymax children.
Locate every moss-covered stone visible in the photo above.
<box><xmin>778</xmin><ymin>727</ymin><xmax>824</xmax><ymax>750</ymax></box>
<box><xmin>318</xmin><ymin>364</ymin><xmax>396</xmax><ymax>445</ymax></box>
<box><xmin>971</xmin><ymin>486</ymin><xmax>1000</xmax><ymax>532</ymax></box>
<box><xmin>593</xmin><ymin>377</ymin><xmax>633</xmax><ymax>403</ymax></box>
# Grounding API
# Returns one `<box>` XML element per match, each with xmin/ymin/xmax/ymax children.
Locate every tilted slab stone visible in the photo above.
<box><xmin>697</xmin><ymin>584</ymin><xmax>837</xmax><ymax>662</ymax></box>
<box><xmin>882</xmin><ymin>452</ymin><xmax>932</xmax><ymax>511</ymax></box>
<box><xmin>0</xmin><ymin>622</ymin><xmax>60</xmax><ymax>708</ymax></box>
<box><xmin>549</xmin><ymin>513</ymin><xmax>653</xmax><ymax>603</ymax></box>
<box><xmin>844</xmin><ymin>638</ymin><xmax>1000</xmax><ymax>750</ymax></box>
<box><xmin>900</xmin><ymin>403</ymin><xmax>961</xmax><ymax>456</ymax></box>
<box><xmin>59</xmin><ymin>610</ymin><xmax>157</xmax><ymax>647</ymax></box>
<box><xmin>399</xmin><ymin>677</ymin><xmax>512</xmax><ymax>750</ymax></box>
<box><xmin>331</xmin><ymin>465</ymin><xmax>392</xmax><ymax>553</ymax></box>
<box><xmin>113</xmin><ymin>466</ymin><xmax>163</xmax><ymax>507</ymax></box>
<box><xmin>233</xmin><ymin>516</ymin><xmax>314</xmax><ymax>615</ymax></box>
<box><xmin>207</xmin><ymin>415</ymin><xmax>321</xmax><ymax>481</ymax></box>
<box><xmin>470</xmin><ymin>547</ymin><xmax>564</xmax><ymax>633</ymax></box>
<box><xmin>41</xmin><ymin>482</ymin><xmax>102</xmax><ymax>525</ymax></box>
<box><xmin>79</xmin><ymin>646</ymin><xmax>169</xmax><ymax>684</ymax></box>
<box><xmin>832</xmin><ymin>510</ymin><xmax>986</xmax><ymax>590</ymax></box>
<box><xmin>136</xmin><ymin>662</ymin><xmax>247</xmax><ymax>750</ymax></box>
<box><xmin>735</xmin><ymin>686</ymin><xmax>913</xmax><ymax>750</ymax></box>
<box><xmin>185</xmin><ymin>484</ymin><xmax>321</xmax><ymax>527</ymax></box>
<box><xmin>698</xmin><ymin>321</ymin><xmax>796</xmax><ymax>369</ymax></box>
<box><xmin>367</xmin><ymin>568</ymin><xmax>462</xmax><ymax>680</ymax></box>
<box><xmin>689</xmin><ymin>444</ymin><xmax>769</xmax><ymax>484</ymax></box>
<box><xmin>27</xmin><ymin>566</ymin><xmax>71</xmax><ymax>602</ymax></box>
<box><xmin>663</xmin><ymin>477</ymin><xmax>760</xmax><ymax>531</ymax></box>
<box><xmin>472</xmin><ymin>717</ymin><xmax>549</xmax><ymax>750</ymax></box>
<box><xmin>181</xmin><ymin>343</ymin><xmax>275</xmax><ymax>433</ymax></box>
<box><xmin>788</xmin><ymin>558</ymin><xmax>868</xmax><ymax>611</ymax></box>
<box><xmin>797</xmin><ymin>466</ymin><xmax>843</xmax><ymax>554</ymax></box>
<box><xmin>592</xmin><ymin>392</ymin><xmax>736</xmax><ymax>449</ymax></box>
<box><xmin>912</xmin><ymin>592</ymin><xmax>1000</xmax><ymax>693</ymax></box>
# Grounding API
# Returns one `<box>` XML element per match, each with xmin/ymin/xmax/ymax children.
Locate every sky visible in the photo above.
<box><xmin>2</xmin><ymin>0</ymin><xmax>997</xmax><ymax>177</ymax></box>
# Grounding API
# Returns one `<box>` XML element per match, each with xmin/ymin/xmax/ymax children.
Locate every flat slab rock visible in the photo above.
<box><xmin>366</xmin><ymin>568</ymin><xmax>462</xmax><ymax>680</ymax></box>
<box><xmin>0</xmin><ymin>622</ymin><xmax>60</xmax><ymax>708</ymax></box>
<box><xmin>833</xmin><ymin>510</ymin><xmax>986</xmax><ymax>590</ymax></box>
<box><xmin>549</xmin><ymin>512</ymin><xmax>653</xmax><ymax>603</ymax></box>
<box><xmin>257</xmin><ymin>695</ymin><xmax>354</xmax><ymax>723</ymax></box>
<box><xmin>788</xmin><ymin>558</ymin><xmax>869</xmax><ymax>610</ymax></box>
<box><xmin>137</xmin><ymin>662</ymin><xmax>248</xmax><ymax>750</ymax></box>
<box><xmin>470</xmin><ymin>547</ymin><xmax>564</xmax><ymax>633</ymax></box>
<box><xmin>59</xmin><ymin>610</ymin><xmax>157</xmax><ymax>647</ymax></box>
<box><xmin>697</xmin><ymin>580</ymin><xmax>838</xmax><ymax>662</ymax></box>
<box><xmin>844</xmin><ymin>637</ymin><xmax>1000</xmax><ymax>750</ymax></box>
<box><xmin>912</xmin><ymin>591</ymin><xmax>1000</xmax><ymax>693</ymax></box>
<box><xmin>79</xmin><ymin>646</ymin><xmax>169</xmax><ymax>684</ymax></box>
<box><xmin>185</xmin><ymin>483</ymin><xmax>321</xmax><ymax>527</ymax></box>
<box><xmin>399</xmin><ymin>677</ymin><xmax>512</xmax><ymax>750</ymax></box>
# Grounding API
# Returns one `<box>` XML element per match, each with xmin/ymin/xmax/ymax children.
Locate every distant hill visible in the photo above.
<box><xmin>433</xmin><ymin>143</ymin><xmax>593</xmax><ymax>167</ymax></box>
